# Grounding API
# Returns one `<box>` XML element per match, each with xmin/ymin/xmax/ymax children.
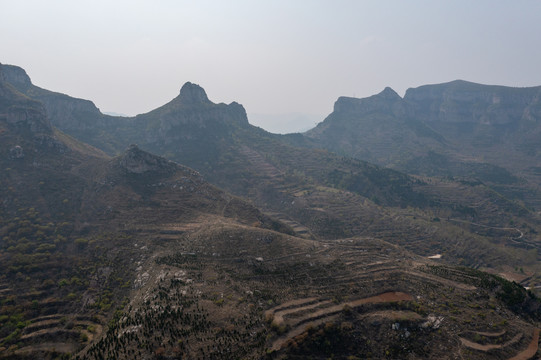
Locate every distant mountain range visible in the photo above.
<box><xmin>3</xmin><ymin>63</ymin><xmax>540</xmax><ymax>253</ymax></box>
<box><xmin>303</xmin><ymin>80</ymin><xmax>541</xmax><ymax>188</ymax></box>
<box><xmin>2</xmin><ymin>62</ymin><xmax>541</xmax><ymax>359</ymax></box>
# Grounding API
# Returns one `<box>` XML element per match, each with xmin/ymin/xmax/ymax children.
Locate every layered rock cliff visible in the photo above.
<box><xmin>404</xmin><ymin>80</ymin><xmax>541</xmax><ymax>125</ymax></box>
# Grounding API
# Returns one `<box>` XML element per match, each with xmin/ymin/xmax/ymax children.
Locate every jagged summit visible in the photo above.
<box><xmin>177</xmin><ymin>82</ymin><xmax>211</xmax><ymax>104</ymax></box>
<box><xmin>378</xmin><ymin>86</ymin><xmax>401</xmax><ymax>100</ymax></box>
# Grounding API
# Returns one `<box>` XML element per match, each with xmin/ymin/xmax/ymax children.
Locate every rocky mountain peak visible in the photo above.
<box><xmin>178</xmin><ymin>82</ymin><xmax>211</xmax><ymax>105</ymax></box>
<box><xmin>378</xmin><ymin>86</ymin><xmax>401</xmax><ymax>100</ymax></box>
<box><xmin>333</xmin><ymin>86</ymin><xmax>403</xmax><ymax>115</ymax></box>
<box><xmin>0</xmin><ymin>64</ymin><xmax>33</xmax><ymax>91</ymax></box>
<box><xmin>117</xmin><ymin>144</ymin><xmax>176</xmax><ymax>174</ymax></box>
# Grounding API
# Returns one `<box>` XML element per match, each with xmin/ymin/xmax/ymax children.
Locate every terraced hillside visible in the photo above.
<box><xmin>72</xmin><ymin>222</ymin><xmax>540</xmax><ymax>359</ymax></box>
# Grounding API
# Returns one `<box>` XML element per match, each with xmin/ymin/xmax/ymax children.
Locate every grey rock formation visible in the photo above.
<box><xmin>6</xmin><ymin>105</ymin><xmax>52</xmax><ymax>134</ymax></box>
<box><xmin>117</xmin><ymin>144</ymin><xmax>176</xmax><ymax>174</ymax></box>
<box><xmin>404</xmin><ymin>80</ymin><xmax>541</xmax><ymax>125</ymax></box>
<box><xmin>178</xmin><ymin>82</ymin><xmax>211</xmax><ymax>104</ymax></box>
<box><xmin>1</xmin><ymin>63</ymin><xmax>104</xmax><ymax>132</ymax></box>
<box><xmin>332</xmin><ymin>86</ymin><xmax>410</xmax><ymax>118</ymax></box>
<box><xmin>0</xmin><ymin>63</ymin><xmax>32</xmax><ymax>91</ymax></box>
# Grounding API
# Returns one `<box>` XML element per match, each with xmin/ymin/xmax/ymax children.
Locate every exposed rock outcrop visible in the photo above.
<box><xmin>116</xmin><ymin>144</ymin><xmax>177</xmax><ymax>174</ymax></box>
<box><xmin>0</xmin><ymin>65</ymin><xmax>53</xmax><ymax>134</ymax></box>
<box><xmin>5</xmin><ymin>105</ymin><xmax>52</xmax><ymax>134</ymax></box>
<box><xmin>177</xmin><ymin>82</ymin><xmax>211</xmax><ymax>104</ymax></box>
<box><xmin>404</xmin><ymin>80</ymin><xmax>541</xmax><ymax>125</ymax></box>
<box><xmin>0</xmin><ymin>63</ymin><xmax>32</xmax><ymax>91</ymax></box>
<box><xmin>1</xmin><ymin>63</ymin><xmax>105</xmax><ymax>132</ymax></box>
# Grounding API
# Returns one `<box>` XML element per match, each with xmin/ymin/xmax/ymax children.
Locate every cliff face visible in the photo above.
<box><xmin>400</xmin><ymin>81</ymin><xmax>541</xmax><ymax>172</ymax></box>
<box><xmin>300</xmin><ymin>80</ymin><xmax>541</xmax><ymax>183</ymax></box>
<box><xmin>304</xmin><ymin>87</ymin><xmax>445</xmax><ymax>167</ymax></box>
<box><xmin>1</xmin><ymin>64</ymin><xmax>105</xmax><ymax>131</ymax></box>
<box><xmin>33</xmin><ymin>92</ymin><xmax>103</xmax><ymax>130</ymax></box>
<box><xmin>404</xmin><ymin>80</ymin><xmax>541</xmax><ymax>126</ymax></box>
<box><xmin>0</xmin><ymin>65</ymin><xmax>52</xmax><ymax>135</ymax></box>
<box><xmin>0</xmin><ymin>63</ymin><xmax>33</xmax><ymax>91</ymax></box>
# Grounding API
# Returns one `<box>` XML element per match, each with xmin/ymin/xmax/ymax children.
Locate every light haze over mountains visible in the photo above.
<box><xmin>2</xmin><ymin>1</ymin><xmax>541</xmax><ymax>133</ymax></box>
<box><xmin>3</xmin><ymin>2</ymin><xmax>541</xmax><ymax>357</ymax></box>
<box><xmin>2</xmin><ymin>61</ymin><xmax>541</xmax><ymax>358</ymax></box>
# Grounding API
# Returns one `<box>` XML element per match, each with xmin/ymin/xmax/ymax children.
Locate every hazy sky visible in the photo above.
<box><xmin>2</xmin><ymin>1</ymin><xmax>541</xmax><ymax>133</ymax></box>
